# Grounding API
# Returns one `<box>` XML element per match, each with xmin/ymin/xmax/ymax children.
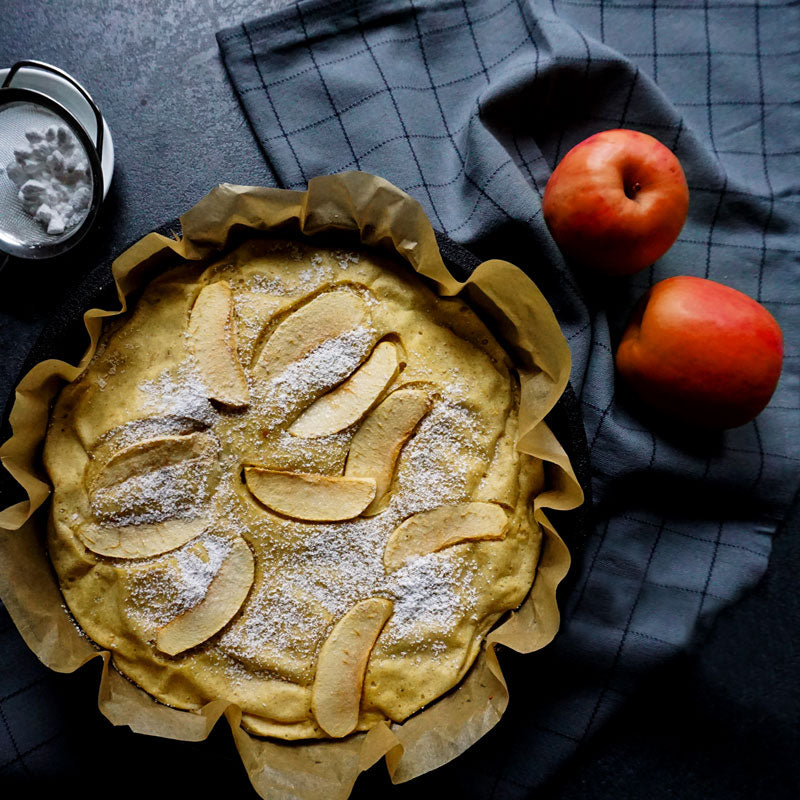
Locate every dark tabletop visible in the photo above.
<box><xmin>0</xmin><ymin>2</ymin><xmax>798</xmax><ymax>798</ymax></box>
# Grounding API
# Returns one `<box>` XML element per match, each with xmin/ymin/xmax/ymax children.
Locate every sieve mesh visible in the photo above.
<box><xmin>0</xmin><ymin>100</ymin><xmax>94</xmax><ymax>249</ymax></box>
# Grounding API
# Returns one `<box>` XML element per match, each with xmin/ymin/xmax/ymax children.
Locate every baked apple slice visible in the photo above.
<box><xmin>253</xmin><ymin>289</ymin><xmax>370</xmax><ymax>380</ymax></box>
<box><xmin>383</xmin><ymin>502</ymin><xmax>509</xmax><ymax>571</ymax></box>
<box><xmin>344</xmin><ymin>388</ymin><xmax>432</xmax><ymax>514</ymax></box>
<box><xmin>79</xmin><ymin>518</ymin><xmax>208</xmax><ymax>560</ymax></box>
<box><xmin>311</xmin><ymin>597</ymin><xmax>393</xmax><ymax>737</ymax></box>
<box><xmin>189</xmin><ymin>281</ymin><xmax>249</xmax><ymax>408</ymax></box>
<box><xmin>288</xmin><ymin>341</ymin><xmax>400</xmax><ymax>438</ymax></box>
<box><xmin>81</xmin><ymin>432</ymin><xmax>216</xmax><ymax>558</ymax></box>
<box><xmin>156</xmin><ymin>536</ymin><xmax>255</xmax><ymax>656</ymax></box>
<box><xmin>244</xmin><ymin>467</ymin><xmax>376</xmax><ymax>521</ymax></box>
<box><xmin>87</xmin><ymin>432</ymin><xmax>214</xmax><ymax>492</ymax></box>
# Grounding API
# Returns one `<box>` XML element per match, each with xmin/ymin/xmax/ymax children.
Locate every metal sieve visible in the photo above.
<box><xmin>0</xmin><ymin>61</ymin><xmax>104</xmax><ymax>262</ymax></box>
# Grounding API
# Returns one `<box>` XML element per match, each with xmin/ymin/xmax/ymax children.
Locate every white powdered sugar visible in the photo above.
<box><xmin>299</xmin><ymin>253</ymin><xmax>334</xmax><ymax>286</ymax></box>
<box><xmin>267</xmin><ymin>428</ymin><xmax>353</xmax><ymax>472</ymax></box>
<box><xmin>217</xmin><ymin>515</ymin><xmax>393</xmax><ymax>665</ymax></box>
<box><xmin>389</xmin><ymin>400</ymin><xmax>483</xmax><ymax>517</ymax></box>
<box><xmin>333</xmin><ymin>250</ymin><xmax>360</xmax><ymax>270</ymax></box>
<box><xmin>171</xmin><ymin>534</ymin><xmax>231</xmax><ymax>608</ymax></box>
<box><xmin>245</xmin><ymin>274</ymin><xmax>290</xmax><ymax>296</ymax></box>
<box><xmin>218</xmin><ymin>512</ymin><xmax>481</xmax><ymax>668</ymax></box>
<box><xmin>271</xmin><ymin>325</ymin><xmax>375</xmax><ymax>396</ymax></box>
<box><xmin>91</xmin><ymin>458</ymin><xmax>210</xmax><ymax>526</ymax></box>
<box><xmin>382</xmin><ymin>552</ymin><xmax>478</xmax><ymax>646</ymax></box>
<box><xmin>4</xmin><ymin>124</ymin><xmax>92</xmax><ymax>235</ymax></box>
<box><xmin>296</xmin><ymin>250</ymin><xmax>359</xmax><ymax>283</ymax></box>
<box><xmin>97</xmin><ymin>415</ymin><xmax>207</xmax><ymax>451</ymax></box>
<box><xmin>218</xmin><ymin>568</ymin><xmax>324</xmax><ymax>663</ymax></box>
<box><xmin>217</xmin><ymin>396</ymin><xmax>485</xmax><ymax>667</ymax></box>
<box><xmin>129</xmin><ymin>533</ymin><xmax>232</xmax><ymax>628</ymax></box>
<box><xmin>256</xmin><ymin>325</ymin><xmax>376</xmax><ymax>422</ymax></box>
<box><xmin>137</xmin><ymin>353</ymin><xmax>217</xmax><ymax>426</ymax></box>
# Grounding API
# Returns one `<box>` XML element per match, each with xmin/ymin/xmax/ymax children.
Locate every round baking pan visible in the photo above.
<box><xmin>0</xmin><ymin>222</ymin><xmax>593</xmax><ymax>794</ymax></box>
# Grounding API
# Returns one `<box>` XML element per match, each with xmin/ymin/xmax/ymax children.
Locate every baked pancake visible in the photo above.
<box><xmin>44</xmin><ymin>237</ymin><xmax>545</xmax><ymax>740</ymax></box>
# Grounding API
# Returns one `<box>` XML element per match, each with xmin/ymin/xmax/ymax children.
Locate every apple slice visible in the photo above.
<box><xmin>88</xmin><ymin>432</ymin><xmax>214</xmax><ymax>492</ymax></box>
<box><xmin>244</xmin><ymin>467</ymin><xmax>376</xmax><ymax>521</ymax></box>
<box><xmin>311</xmin><ymin>597</ymin><xmax>393</xmax><ymax>738</ymax></box>
<box><xmin>189</xmin><ymin>281</ymin><xmax>249</xmax><ymax>408</ymax></box>
<box><xmin>78</xmin><ymin>517</ymin><xmax>207</xmax><ymax>559</ymax></box>
<box><xmin>90</xmin><ymin>459</ymin><xmax>213</xmax><ymax>527</ymax></box>
<box><xmin>253</xmin><ymin>290</ymin><xmax>369</xmax><ymax>380</ymax></box>
<box><xmin>344</xmin><ymin>388</ymin><xmax>432</xmax><ymax>514</ymax></box>
<box><xmin>288</xmin><ymin>341</ymin><xmax>400</xmax><ymax>438</ymax></box>
<box><xmin>156</xmin><ymin>536</ymin><xmax>255</xmax><ymax>656</ymax></box>
<box><xmin>383</xmin><ymin>502</ymin><xmax>509</xmax><ymax>571</ymax></box>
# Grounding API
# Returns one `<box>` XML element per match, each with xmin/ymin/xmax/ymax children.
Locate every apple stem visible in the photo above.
<box><xmin>625</xmin><ymin>181</ymin><xmax>643</xmax><ymax>200</ymax></box>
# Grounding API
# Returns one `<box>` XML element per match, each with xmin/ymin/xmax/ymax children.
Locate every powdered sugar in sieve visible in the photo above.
<box><xmin>0</xmin><ymin>101</ymin><xmax>94</xmax><ymax>246</ymax></box>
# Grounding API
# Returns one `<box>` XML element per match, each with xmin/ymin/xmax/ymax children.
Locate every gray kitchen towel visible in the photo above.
<box><xmin>217</xmin><ymin>0</ymin><xmax>800</xmax><ymax>792</ymax></box>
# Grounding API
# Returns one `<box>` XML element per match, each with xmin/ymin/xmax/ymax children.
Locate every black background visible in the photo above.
<box><xmin>0</xmin><ymin>2</ymin><xmax>798</xmax><ymax>798</ymax></box>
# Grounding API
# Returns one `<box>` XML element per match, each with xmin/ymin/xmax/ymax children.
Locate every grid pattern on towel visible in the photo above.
<box><xmin>0</xmin><ymin>608</ymin><xmax>74</xmax><ymax>782</ymax></box>
<box><xmin>216</xmin><ymin>0</ymin><xmax>800</xmax><ymax>792</ymax></box>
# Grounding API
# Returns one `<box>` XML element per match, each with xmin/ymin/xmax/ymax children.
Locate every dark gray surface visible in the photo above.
<box><xmin>0</xmin><ymin>2</ymin><xmax>798</xmax><ymax>798</ymax></box>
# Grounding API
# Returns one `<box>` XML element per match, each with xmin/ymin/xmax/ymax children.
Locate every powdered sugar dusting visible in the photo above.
<box><xmin>334</xmin><ymin>250</ymin><xmax>360</xmax><ymax>270</ymax></box>
<box><xmin>382</xmin><ymin>552</ymin><xmax>479</xmax><ymax>646</ymax></box>
<box><xmin>91</xmin><ymin>457</ymin><xmax>212</xmax><ymax>526</ymax></box>
<box><xmin>299</xmin><ymin>253</ymin><xmax>334</xmax><ymax>286</ymax></box>
<box><xmin>217</xmin><ymin>504</ymin><xmax>481</xmax><ymax>674</ymax></box>
<box><xmin>266</xmin><ymin>428</ymin><xmax>353</xmax><ymax>472</ymax></box>
<box><xmin>390</xmin><ymin>400</ymin><xmax>483</xmax><ymax>517</ymax></box>
<box><xmin>137</xmin><ymin>353</ymin><xmax>217</xmax><ymax>426</ymax></box>
<box><xmin>219</xmin><ymin>564</ymin><xmax>326</xmax><ymax>666</ymax></box>
<box><xmin>217</xmin><ymin>515</ymin><xmax>394</xmax><ymax>670</ymax></box>
<box><xmin>254</xmin><ymin>325</ymin><xmax>375</xmax><ymax>424</ymax></box>
<box><xmin>245</xmin><ymin>274</ymin><xmax>289</xmax><ymax>295</ymax></box>
<box><xmin>97</xmin><ymin>416</ymin><xmax>207</xmax><ymax>451</ymax></box>
<box><xmin>129</xmin><ymin>532</ymin><xmax>233</xmax><ymax>629</ymax></box>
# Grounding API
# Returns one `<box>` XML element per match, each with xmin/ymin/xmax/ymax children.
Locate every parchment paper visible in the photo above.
<box><xmin>0</xmin><ymin>172</ymin><xmax>583</xmax><ymax>798</ymax></box>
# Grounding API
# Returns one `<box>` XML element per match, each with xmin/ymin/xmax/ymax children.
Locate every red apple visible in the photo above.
<box><xmin>616</xmin><ymin>277</ymin><xmax>783</xmax><ymax>428</ymax></box>
<box><xmin>542</xmin><ymin>129</ymin><xmax>689</xmax><ymax>276</ymax></box>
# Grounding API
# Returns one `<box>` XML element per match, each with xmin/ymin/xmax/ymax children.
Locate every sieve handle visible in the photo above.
<box><xmin>2</xmin><ymin>60</ymin><xmax>104</xmax><ymax>158</ymax></box>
